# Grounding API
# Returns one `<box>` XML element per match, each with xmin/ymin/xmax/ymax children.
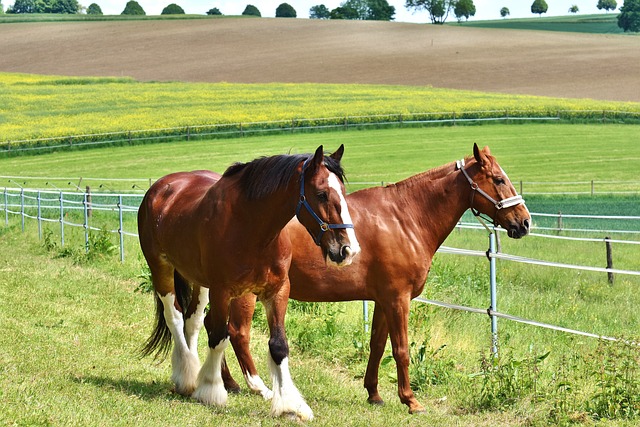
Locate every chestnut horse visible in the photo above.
<box><xmin>201</xmin><ymin>144</ymin><xmax>530</xmax><ymax>414</ymax></box>
<box><xmin>138</xmin><ymin>145</ymin><xmax>360</xmax><ymax>421</ymax></box>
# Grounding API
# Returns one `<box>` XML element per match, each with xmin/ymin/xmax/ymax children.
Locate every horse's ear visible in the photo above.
<box><xmin>312</xmin><ymin>145</ymin><xmax>324</xmax><ymax>169</ymax></box>
<box><xmin>330</xmin><ymin>144</ymin><xmax>344</xmax><ymax>162</ymax></box>
<box><xmin>473</xmin><ymin>143</ymin><xmax>490</xmax><ymax>167</ymax></box>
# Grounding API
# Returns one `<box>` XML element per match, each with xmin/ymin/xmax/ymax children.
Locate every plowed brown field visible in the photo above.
<box><xmin>1</xmin><ymin>18</ymin><xmax>638</xmax><ymax>102</ymax></box>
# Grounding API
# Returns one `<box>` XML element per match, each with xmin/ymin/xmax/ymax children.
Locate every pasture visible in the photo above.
<box><xmin>1</xmin><ymin>125</ymin><xmax>639</xmax><ymax>426</ymax></box>
<box><xmin>1</xmin><ymin>14</ymin><xmax>639</xmax><ymax>426</ymax></box>
<box><xmin>455</xmin><ymin>13</ymin><xmax>626</xmax><ymax>34</ymax></box>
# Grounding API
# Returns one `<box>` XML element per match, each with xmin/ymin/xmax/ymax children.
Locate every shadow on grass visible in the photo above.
<box><xmin>72</xmin><ymin>374</ymin><xmax>189</xmax><ymax>402</ymax></box>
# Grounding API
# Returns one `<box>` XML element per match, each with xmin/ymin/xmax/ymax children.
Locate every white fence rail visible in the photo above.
<box><xmin>2</xmin><ymin>187</ymin><xmax>639</xmax><ymax>353</ymax></box>
<box><xmin>2</xmin><ymin>109</ymin><xmax>640</xmax><ymax>155</ymax></box>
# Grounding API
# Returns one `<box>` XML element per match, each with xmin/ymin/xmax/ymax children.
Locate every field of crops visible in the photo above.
<box><xmin>2</xmin><ymin>73</ymin><xmax>639</xmax><ymax>145</ymax></box>
<box><xmin>454</xmin><ymin>13</ymin><xmax>626</xmax><ymax>34</ymax></box>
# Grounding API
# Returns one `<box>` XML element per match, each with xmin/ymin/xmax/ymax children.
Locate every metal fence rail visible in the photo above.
<box><xmin>3</xmin><ymin>109</ymin><xmax>640</xmax><ymax>155</ymax></box>
<box><xmin>2</xmin><ymin>186</ymin><xmax>639</xmax><ymax>354</ymax></box>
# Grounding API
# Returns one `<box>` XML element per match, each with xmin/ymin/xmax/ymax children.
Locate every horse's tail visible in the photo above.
<box><xmin>139</xmin><ymin>270</ymin><xmax>193</xmax><ymax>361</ymax></box>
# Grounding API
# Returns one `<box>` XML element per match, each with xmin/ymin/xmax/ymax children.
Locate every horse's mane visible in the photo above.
<box><xmin>223</xmin><ymin>153</ymin><xmax>346</xmax><ymax>201</ymax></box>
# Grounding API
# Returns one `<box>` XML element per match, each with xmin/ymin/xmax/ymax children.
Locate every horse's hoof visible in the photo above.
<box><xmin>409</xmin><ymin>406</ymin><xmax>427</xmax><ymax>415</ymax></box>
<box><xmin>367</xmin><ymin>397</ymin><xmax>385</xmax><ymax>406</ymax></box>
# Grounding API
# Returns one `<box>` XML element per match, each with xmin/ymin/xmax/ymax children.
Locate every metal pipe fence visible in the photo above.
<box><xmin>2</xmin><ymin>109</ymin><xmax>640</xmax><ymax>155</ymax></box>
<box><xmin>2</xmin><ymin>186</ymin><xmax>639</xmax><ymax>354</ymax></box>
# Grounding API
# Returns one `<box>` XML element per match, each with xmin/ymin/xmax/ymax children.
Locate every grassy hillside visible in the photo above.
<box><xmin>454</xmin><ymin>13</ymin><xmax>626</xmax><ymax>34</ymax></box>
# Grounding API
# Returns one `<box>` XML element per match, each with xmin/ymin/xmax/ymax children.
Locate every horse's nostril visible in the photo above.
<box><xmin>341</xmin><ymin>245</ymin><xmax>351</xmax><ymax>259</ymax></box>
<box><xmin>524</xmin><ymin>218</ymin><xmax>531</xmax><ymax>229</ymax></box>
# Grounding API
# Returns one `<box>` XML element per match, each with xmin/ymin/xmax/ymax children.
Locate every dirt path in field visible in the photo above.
<box><xmin>1</xmin><ymin>18</ymin><xmax>638</xmax><ymax>102</ymax></box>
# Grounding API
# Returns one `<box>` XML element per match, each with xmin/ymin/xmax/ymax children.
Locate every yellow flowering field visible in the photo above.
<box><xmin>1</xmin><ymin>72</ymin><xmax>639</xmax><ymax>143</ymax></box>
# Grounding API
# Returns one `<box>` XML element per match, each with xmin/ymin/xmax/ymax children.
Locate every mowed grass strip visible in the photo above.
<box><xmin>1</xmin><ymin>123</ymin><xmax>639</xmax><ymax>193</ymax></box>
<box><xmin>2</xmin><ymin>72</ymin><xmax>639</xmax><ymax>142</ymax></box>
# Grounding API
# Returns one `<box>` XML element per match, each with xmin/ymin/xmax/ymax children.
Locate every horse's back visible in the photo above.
<box><xmin>138</xmin><ymin>170</ymin><xmax>221</xmax><ymax>253</ymax></box>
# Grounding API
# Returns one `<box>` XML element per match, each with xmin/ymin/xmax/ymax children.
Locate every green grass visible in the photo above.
<box><xmin>1</xmin><ymin>123</ymin><xmax>639</xmax><ymax>194</ymax></box>
<box><xmin>1</xmin><ymin>125</ymin><xmax>639</xmax><ymax>425</ymax></box>
<box><xmin>452</xmin><ymin>13</ymin><xmax>629</xmax><ymax>34</ymax></box>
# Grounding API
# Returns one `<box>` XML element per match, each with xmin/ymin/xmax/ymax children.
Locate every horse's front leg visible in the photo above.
<box><xmin>383</xmin><ymin>295</ymin><xmax>426</xmax><ymax>414</ymax></box>
<box><xmin>364</xmin><ymin>303</ymin><xmax>389</xmax><ymax>406</ymax></box>
<box><xmin>192</xmin><ymin>288</ymin><xmax>230</xmax><ymax>407</ymax></box>
<box><xmin>263</xmin><ymin>284</ymin><xmax>313</xmax><ymax>421</ymax></box>
<box><xmin>183</xmin><ymin>283</ymin><xmax>209</xmax><ymax>360</ymax></box>
<box><xmin>227</xmin><ymin>293</ymin><xmax>273</xmax><ymax>399</ymax></box>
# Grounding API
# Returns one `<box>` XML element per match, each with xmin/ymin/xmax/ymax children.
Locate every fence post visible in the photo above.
<box><xmin>3</xmin><ymin>187</ymin><xmax>8</xmax><ymax>226</ymax></box>
<box><xmin>520</xmin><ymin>180</ymin><xmax>523</xmax><ymax>195</ymax></box>
<box><xmin>489</xmin><ymin>231</ymin><xmax>498</xmax><ymax>357</ymax></box>
<box><xmin>591</xmin><ymin>180</ymin><xmax>594</xmax><ymax>196</ymax></box>
<box><xmin>20</xmin><ymin>188</ymin><xmax>25</xmax><ymax>232</ymax></box>
<box><xmin>83</xmin><ymin>191</ymin><xmax>89</xmax><ymax>253</ymax></box>
<box><xmin>37</xmin><ymin>190</ymin><xmax>42</xmax><ymax>240</ymax></box>
<box><xmin>59</xmin><ymin>191</ymin><xmax>65</xmax><ymax>247</ymax></box>
<box><xmin>363</xmin><ymin>301</ymin><xmax>369</xmax><ymax>333</ymax></box>
<box><xmin>86</xmin><ymin>186</ymin><xmax>92</xmax><ymax>217</ymax></box>
<box><xmin>605</xmin><ymin>237</ymin><xmax>614</xmax><ymax>285</ymax></box>
<box><xmin>557</xmin><ymin>211</ymin><xmax>563</xmax><ymax>234</ymax></box>
<box><xmin>118</xmin><ymin>195</ymin><xmax>125</xmax><ymax>263</ymax></box>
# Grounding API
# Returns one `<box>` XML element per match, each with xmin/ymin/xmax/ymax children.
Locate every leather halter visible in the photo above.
<box><xmin>296</xmin><ymin>158</ymin><xmax>354</xmax><ymax>246</ymax></box>
<box><xmin>456</xmin><ymin>159</ymin><xmax>525</xmax><ymax>223</ymax></box>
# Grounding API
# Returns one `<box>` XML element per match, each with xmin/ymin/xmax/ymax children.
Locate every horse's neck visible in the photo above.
<box><xmin>393</xmin><ymin>162</ymin><xmax>472</xmax><ymax>250</ymax></box>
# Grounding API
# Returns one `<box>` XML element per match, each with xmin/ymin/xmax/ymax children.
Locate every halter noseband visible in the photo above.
<box><xmin>295</xmin><ymin>158</ymin><xmax>354</xmax><ymax>246</ymax></box>
<box><xmin>456</xmin><ymin>159</ymin><xmax>525</xmax><ymax>223</ymax></box>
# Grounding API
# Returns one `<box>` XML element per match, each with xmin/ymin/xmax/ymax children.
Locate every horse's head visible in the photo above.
<box><xmin>296</xmin><ymin>145</ymin><xmax>361</xmax><ymax>266</ymax></box>
<box><xmin>458</xmin><ymin>143</ymin><xmax>531</xmax><ymax>239</ymax></box>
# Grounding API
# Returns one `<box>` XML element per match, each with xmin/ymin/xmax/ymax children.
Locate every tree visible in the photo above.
<box><xmin>569</xmin><ymin>4</ymin><xmax>579</xmax><ymax>13</ymax></box>
<box><xmin>454</xmin><ymin>0</ymin><xmax>475</xmax><ymax>21</ymax></box>
<box><xmin>367</xmin><ymin>0</ymin><xmax>395</xmax><ymax>20</ymax></box>
<box><xmin>161</xmin><ymin>3</ymin><xmax>185</xmax><ymax>14</ymax></box>
<box><xmin>86</xmin><ymin>2</ymin><xmax>102</xmax><ymax>14</ymax></box>
<box><xmin>275</xmin><ymin>2</ymin><xmax>296</xmax><ymax>17</ymax></box>
<box><xmin>531</xmin><ymin>0</ymin><xmax>548</xmax><ymax>16</ymax></box>
<box><xmin>309</xmin><ymin>4</ymin><xmax>330</xmax><ymax>19</ymax></box>
<box><xmin>0</xmin><ymin>0</ymin><xmax>4</xmax><ymax>13</ymax></box>
<box><xmin>9</xmin><ymin>0</ymin><xmax>37</xmax><ymax>13</ymax></box>
<box><xmin>330</xmin><ymin>5</ymin><xmax>359</xmax><ymax>19</ymax></box>
<box><xmin>242</xmin><ymin>4</ymin><xmax>261</xmax><ymax>16</ymax></box>
<box><xmin>597</xmin><ymin>0</ymin><xmax>617</xmax><ymax>12</ymax></box>
<box><xmin>206</xmin><ymin>7</ymin><xmax>222</xmax><ymax>15</ymax></box>
<box><xmin>500</xmin><ymin>6</ymin><xmax>510</xmax><ymax>17</ymax></box>
<box><xmin>617</xmin><ymin>0</ymin><xmax>640</xmax><ymax>32</ymax></box>
<box><xmin>121</xmin><ymin>0</ymin><xmax>145</xmax><ymax>15</ymax></box>
<box><xmin>405</xmin><ymin>0</ymin><xmax>454</xmax><ymax>24</ymax></box>
<box><xmin>50</xmin><ymin>0</ymin><xmax>80</xmax><ymax>13</ymax></box>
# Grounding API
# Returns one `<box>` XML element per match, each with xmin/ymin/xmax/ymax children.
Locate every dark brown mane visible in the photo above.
<box><xmin>223</xmin><ymin>153</ymin><xmax>346</xmax><ymax>200</ymax></box>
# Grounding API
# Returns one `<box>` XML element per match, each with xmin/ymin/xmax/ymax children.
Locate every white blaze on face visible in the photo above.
<box><xmin>327</xmin><ymin>173</ymin><xmax>361</xmax><ymax>256</ymax></box>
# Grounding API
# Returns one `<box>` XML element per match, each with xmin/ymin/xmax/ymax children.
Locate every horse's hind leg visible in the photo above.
<box><xmin>263</xmin><ymin>288</ymin><xmax>313</xmax><ymax>421</ymax></box>
<box><xmin>364</xmin><ymin>303</ymin><xmax>389</xmax><ymax>406</ymax></box>
<box><xmin>152</xmin><ymin>262</ymin><xmax>200</xmax><ymax>395</ymax></box>
<box><xmin>192</xmin><ymin>288</ymin><xmax>230</xmax><ymax>407</ymax></box>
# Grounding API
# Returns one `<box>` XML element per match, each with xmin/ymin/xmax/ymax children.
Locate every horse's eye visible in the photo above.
<box><xmin>494</xmin><ymin>177</ymin><xmax>506</xmax><ymax>185</ymax></box>
<box><xmin>317</xmin><ymin>192</ymin><xmax>328</xmax><ymax>202</ymax></box>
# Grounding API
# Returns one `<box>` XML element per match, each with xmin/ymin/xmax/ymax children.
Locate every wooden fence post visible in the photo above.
<box><xmin>605</xmin><ymin>237</ymin><xmax>614</xmax><ymax>285</ymax></box>
<box><xmin>86</xmin><ymin>185</ymin><xmax>92</xmax><ymax>217</ymax></box>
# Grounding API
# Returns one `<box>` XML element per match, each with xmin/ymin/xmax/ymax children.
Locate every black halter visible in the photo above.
<box><xmin>295</xmin><ymin>158</ymin><xmax>354</xmax><ymax>246</ymax></box>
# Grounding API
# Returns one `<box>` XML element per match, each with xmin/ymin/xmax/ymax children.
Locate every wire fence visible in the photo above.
<box><xmin>2</xmin><ymin>109</ymin><xmax>640</xmax><ymax>155</ymax></box>
<box><xmin>2</xmin><ymin>186</ymin><xmax>639</xmax><ymax>352</ymax></box>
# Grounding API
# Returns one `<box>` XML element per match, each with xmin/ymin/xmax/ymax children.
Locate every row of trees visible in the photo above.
<box><xmin>2</xmin><ymin>0</ymin><xmax>639</xmax><ymax>31</ymax></box>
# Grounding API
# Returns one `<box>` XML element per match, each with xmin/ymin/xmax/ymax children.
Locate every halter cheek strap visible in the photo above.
<box><xmin>456</xmin><ymin>159</ymin><xmax>525</xmax><ymax>222</ymax></box>
<box><xmin>296</xmin><ymin>158</ymin><xmax>354</xmax><ymax>246</ymax></box>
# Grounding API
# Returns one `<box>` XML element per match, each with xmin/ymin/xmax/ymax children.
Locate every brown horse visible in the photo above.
<box><xmin>202</xmin><ymin>143</ymin><xmax>530</xmax><ymax>414</ymax></box>
<box><xmin>138</xmin><ymin>145</ymin><xmax>360</xmax><ymax>421</ymax></box>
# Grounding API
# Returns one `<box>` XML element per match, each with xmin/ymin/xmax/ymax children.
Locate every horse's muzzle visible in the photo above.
<box><xmin>327</xmin><ymin>245</ymin><xmax>357</xmax><ymax>266</ymax></box>
<box><xmin>508</xmin><ymin>218</ymin><xmax>530</xmax><ymax>239</ymax></box>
